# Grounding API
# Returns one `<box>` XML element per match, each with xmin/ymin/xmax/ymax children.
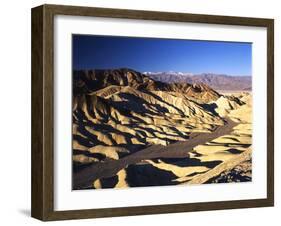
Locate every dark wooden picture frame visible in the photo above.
<box><xmin>31</xmin><ymin>4</ymin><xmax>274</xmax><ymax>221</ymax></box>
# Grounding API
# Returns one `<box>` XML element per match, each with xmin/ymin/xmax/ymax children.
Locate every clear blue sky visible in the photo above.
<box><xmin>73</xmin><ymin>35</ymin><xmax>252</xmax><ymax>76</ymax></box>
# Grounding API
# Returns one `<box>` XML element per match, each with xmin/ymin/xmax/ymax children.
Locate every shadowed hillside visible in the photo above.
<box><xmin>73</xmin><ymin>68</ymin><xmax>221</xmax><ymax>102</ymax></box>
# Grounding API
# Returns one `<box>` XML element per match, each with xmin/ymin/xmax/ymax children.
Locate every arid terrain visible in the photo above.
<box><xmin>72</xmin><ymin>68</ymin><xmax>252</xmax><ymax>190</ymax></box>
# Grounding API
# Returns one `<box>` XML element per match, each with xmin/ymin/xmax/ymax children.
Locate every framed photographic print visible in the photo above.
<box><xmin>31</xmin><ymin>4</ymin><xmax>274</xmax><ymax>221</ymax></box>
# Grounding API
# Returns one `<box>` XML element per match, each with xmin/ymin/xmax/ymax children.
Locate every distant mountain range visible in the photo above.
<box><xmin>143</xmin><ymin>72</ymin><xmax>251</xmax><ymax>91</ymax></box>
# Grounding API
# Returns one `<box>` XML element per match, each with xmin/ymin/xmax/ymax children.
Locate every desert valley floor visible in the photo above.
<box><xmin>72</xmin><ymin>68</ymin><xmax>252</xmax><ymax>190</ymax></box>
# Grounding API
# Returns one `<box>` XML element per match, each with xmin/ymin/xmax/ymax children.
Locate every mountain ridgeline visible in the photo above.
<box><xmin>73</xmin><ymin>68</ymin><xmax>221</xmax><ymax>102</ymax></box>
<box><xmin>144</xmin><ymin>72</ymin><xmax>252</xmax><ymax>91</ymax></box>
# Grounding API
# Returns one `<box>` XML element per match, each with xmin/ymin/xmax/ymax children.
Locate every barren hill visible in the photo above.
<box><xmin>73</xmin><ymin>68</ymin><xmax>221</xmax><ymax>102</ymax></box>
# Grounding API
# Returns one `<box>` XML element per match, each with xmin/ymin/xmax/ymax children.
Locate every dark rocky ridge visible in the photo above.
<box><xmin>73</xmin><ymin>68</ymin><xmax>221</xmax><ymax>102</ymax></box>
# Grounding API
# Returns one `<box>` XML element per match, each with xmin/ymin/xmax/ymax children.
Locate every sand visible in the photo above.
<box><xmin>72</xmin><ymin>88</ymin><xmax>252</xmax><ymax>189</ymax></box>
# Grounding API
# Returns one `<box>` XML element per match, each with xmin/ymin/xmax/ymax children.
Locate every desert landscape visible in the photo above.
<box><xmin>72</xmin><ymin>68</ymin><xmax>252</xmax><ymax>190</ymax></box>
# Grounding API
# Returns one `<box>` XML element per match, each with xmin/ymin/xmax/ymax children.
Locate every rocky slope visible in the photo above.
<box><xmin>73</xmin><ymin>68</ymin><xmax>221</xmax><ymax>102</ymax></box>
